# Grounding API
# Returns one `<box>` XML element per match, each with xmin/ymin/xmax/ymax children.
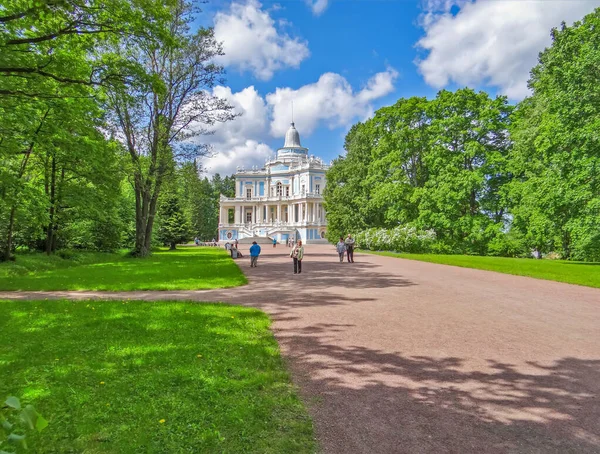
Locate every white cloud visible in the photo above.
<box><xmin>200</xmin><ymin>86</ymin><xmax>274</xmax><ymax>176</ymax></box>
<box><xmin>416</xmin><ymin>0</ymin><xmax>600</xmax><ymax>99</ymax></box>
<box><xmin>202</xmin><ymin>140</ymin><xmax>273</xmax><ymax>176</ymax></box>
<box><xmin>199</xmin><ymin>69</ymin><xmax>398</xmax><ymax>174</ymax></box>
<box><xmin>267</xmin><ymin>68</ymin><xmax>399</xmax><ymax>137</ymax></box>
<box><xmin>213</xmin><ymin>0</ymin><xmax>310</xmax><ymax>80</ymax></box>
<box><xmin>306</xmin><ymin>0</ymin><xmax>329</xmax><ymax>16</ymax></box>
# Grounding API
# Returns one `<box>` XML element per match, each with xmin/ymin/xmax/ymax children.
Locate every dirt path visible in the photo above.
<box><xmin>2</xmin><ymin>245</ymin><xmax>600</xmax><ymax>453</ymax></box>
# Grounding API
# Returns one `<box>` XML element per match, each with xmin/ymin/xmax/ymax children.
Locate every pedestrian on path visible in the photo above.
<box><xmin>273</xmin><ymin>238</ymin><xmax>277</xmax><ymax>248</ymax></box>
<box><xmin>345</xmin><ymin>234</ymin><xmax>355</xmax><ymax>263</ymax></box>
<box><xmin>336</xmin><ymin>236</ymin><xmax>346</xmax><ymax>262</ymax></box>
<box><xmin>290</xmin><ymin>240</ymin><xmax>304</xmax><ymax>274</ymax></box>
<box><xmin>249</xmin><ymin>241</ymin><xmax>261</xmax><ymax>267</ymax></box>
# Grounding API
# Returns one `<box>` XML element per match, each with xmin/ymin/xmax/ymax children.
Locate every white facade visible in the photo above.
<box><xmin>219</xmin><ymin>123</ymin><xmax>329</xmax><ymax>244</ymax></box>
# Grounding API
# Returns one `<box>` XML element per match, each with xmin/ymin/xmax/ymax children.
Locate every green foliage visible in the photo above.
<box><xmin>0</xmin><ymin>1</ymin><xmax>235</xmax><ymax>260</ymax></box>
<box><xmin>0</xmin><ymin>247</ymin><xmax>247</xmax><ymax>291</ymax></box>
<box><xmin>1</xmin><ymin>397</ymin><xmax>47</xmax><ymax>453</ymax></box>
<box><xmin>507</xmin><ymin>8</ymin><xmax>600</xmax><ymax>261</ymax></box>
<box><xmin>0</xmin><ymin>300</ymin><xmax>316</xmax><ymax>453</ymax></box>
<box><xmin>326</xmin><ymin>89</ymin><xmax>513</xmax><ymax>254</ymax></box>
<box><xmin>157</xmin><ymin>193</ymin><xmax>190</xmax><ymax>249</ymax></box>
<box><xmin>328</xmin><ymin>11</ymin><xmax>600</xmax><ymax>262</ymax></box>
<box><xmin>354</xmin><ymin>226</ymin><xmax>437</xmax><ymax>253</ymax></box>
<box><xmin>324</xmin><ymin>122</ymin><xmax>379</xmax><ymax>242</ymax></box>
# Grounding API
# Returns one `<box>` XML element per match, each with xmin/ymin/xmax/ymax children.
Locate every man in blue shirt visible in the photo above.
<box><xmin>249</xmin><ymin>241</ymin><xmax>261</xmax><ymax>267</ymax></box>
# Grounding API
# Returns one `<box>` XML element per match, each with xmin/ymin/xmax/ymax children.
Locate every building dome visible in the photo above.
<box><xmin>283</xmin><ymin>122</ymin><xmax>302</xmax><ymax>148</ymax></box>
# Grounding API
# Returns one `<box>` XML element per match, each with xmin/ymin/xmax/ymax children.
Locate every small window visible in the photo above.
<box><xmin>246</xmin><ymin>188</ymin><xmax>252</xmax><ymax>199</ymax></box>
<box><xmin>301</xmin><ymin>184</ymin><xmax>305</xmax><ymax>194</ymax></box>
<box><xmin>315</xmin><ymin>184</ymin><xmax>320</xmax><ymax>194</ymax></box>
<box><xmin>276</xmin><ymin>182</ymin><xmax>283</xmax><ymax>196</ymax></box>
<box><xmin>285</xmin><ymin>186</ymin><xmax>290</xmax><ymax>196</ymax></box>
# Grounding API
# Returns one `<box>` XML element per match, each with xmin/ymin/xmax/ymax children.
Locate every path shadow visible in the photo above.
<box><xmin>278</xmin><ymin>324</ymin><xmax>600</xmax><ymax>454</ymax></box>
<box><xmin>225</xmin><ymin>250</ymin><xmax>416</xmax><ymax>311</ymax></box>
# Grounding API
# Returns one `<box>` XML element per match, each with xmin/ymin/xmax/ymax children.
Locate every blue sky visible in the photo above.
<box><xmin>198</xmin><ymin>0</ymin><xmax>600</xmax><ymax>176</ymax></box>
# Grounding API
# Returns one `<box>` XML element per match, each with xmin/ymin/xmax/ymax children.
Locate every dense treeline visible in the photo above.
<box><xmin>0</xmin><ymin>1</ymin><xmax>235</xmax><ymax>261</ymax></box>
<box><xmin>325</xmin><ymin>9</ymin><xmax>600</xmax><ymax>261</ymax></box>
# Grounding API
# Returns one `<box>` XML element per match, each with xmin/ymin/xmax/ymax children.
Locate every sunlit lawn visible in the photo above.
<box><xmin>0</xmin><ymin>300</ymin><xmax>316</xmax><ymax>453</ymax></box>
<box><xmin>0</xmin><ymin>247</ymin><xmax>247</xmax><ymax>291</ymax></box>
<box><xmin>365</xmin><ymin>251</ymin><xmax>600</xmax><ymax>288</ymax></box>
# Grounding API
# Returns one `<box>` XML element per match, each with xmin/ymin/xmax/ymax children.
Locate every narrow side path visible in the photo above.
<box><xmin>2</xmin><ymin>245</ymin><xmax>600</xmax><ymax>453</ymax></box>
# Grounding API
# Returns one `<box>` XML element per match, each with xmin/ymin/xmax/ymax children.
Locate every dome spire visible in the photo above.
<box><xmin>283</xmin><ymin>122</ymin><xmax>302</xmax><ymax>148</ymax></box>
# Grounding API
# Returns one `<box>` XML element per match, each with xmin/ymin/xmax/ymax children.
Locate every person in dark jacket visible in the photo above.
<box><xmin>345</xmin><ymin>234</ymin><xmax>355</xmax><ymax>263</ymax></box>
<box><xmin>249</xmin><ymin>241</ymin><xmax>261</xmax><ymax>267</ymax></box>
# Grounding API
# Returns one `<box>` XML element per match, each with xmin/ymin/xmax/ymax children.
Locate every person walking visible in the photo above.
<box><xmin>272</xmin><ymin>238</ymin><xmax>277</xmax><ymax>248</ymax></box>
<box><xmin>336</xmin><ymin>236</ymin><xmax>346</xmax><ymax>262</ymax></box>
<box><xmin>249</xmin><ymin>241</ymin><xmax>261</xmax><ymax>267</ymax></box>
<box><xmin>290</xmin><ymin>240</ymin><xmax>304</xmax><ymax>274</ymax></box>
<box><xmin>345</xmin><ymin>234</ymin><xmax>355</xmax><ymax>263</ymax></box>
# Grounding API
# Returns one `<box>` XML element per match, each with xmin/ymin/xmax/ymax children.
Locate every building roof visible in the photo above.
<box><xmin>284</xmin><ymin>122</ymin><xmax>302</xmax><ymax>148</ymax></box>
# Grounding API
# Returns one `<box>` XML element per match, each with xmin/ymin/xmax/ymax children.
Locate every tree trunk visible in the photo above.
<box><xmin>45</xmin><ymin>154</ymin><xmax>56</xmax><ymax>255</ymax></box>
<box><xmin>0</xmin><ymin>108</ymin><xmax>50</xmax><ymax>262</ymax></box>
<box><xmin>132</xmin><ymin>172</ymin><xmax>151</xmax><ymax>257</ymax></box>
<box><xmin>169</xmin><ymin>241</ymin><xmax>176</xmax><ymax>250</ymax></box>
<box><xmin>1</xmin><ymin>206</ymin><xmax>17</xmax><ymax>261</ymax></box>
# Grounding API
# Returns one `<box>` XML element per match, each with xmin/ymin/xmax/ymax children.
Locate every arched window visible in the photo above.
<box><xmin>276</xmin><ymin>182</ymin><xmax>282</xmax><ymax>196</ymax></box>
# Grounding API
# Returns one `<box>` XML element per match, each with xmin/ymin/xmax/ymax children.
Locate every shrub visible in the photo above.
<box><xmin>354</xmin><ymin>225</ymin><xmax>436</xmax><ymax>253</ymax></box>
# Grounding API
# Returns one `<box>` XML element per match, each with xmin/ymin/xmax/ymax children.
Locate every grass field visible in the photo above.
<box><xmin>365</xmin><ymin>251</ymin><xmax>600</xmax><ymax>288</ymax></box>
<box><xmin>0</xmin><ymin>300</ymin><xmax>316</xmax><ymax>453</ymax></box>
<box><xmin>0</xmin><ymin>247</ymin><xmax>247</xmax><ymax>291</ymax></box>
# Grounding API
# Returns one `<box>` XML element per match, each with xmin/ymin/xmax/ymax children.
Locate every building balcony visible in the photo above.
<box><xmin>219</xmin><ymin>220</ymin><xmax>326</xmax><ymax>230</ymax></box>
<box><xmin>220</xmin><ymin>192</ymin><xmax>324</xmax><ymax>203</ymax></box>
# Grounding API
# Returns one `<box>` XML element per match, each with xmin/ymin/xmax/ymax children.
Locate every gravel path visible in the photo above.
<box><xmin>2</xmin><ymin>245</ymin><xmax>600</xmax><ymax>453</ymax></box>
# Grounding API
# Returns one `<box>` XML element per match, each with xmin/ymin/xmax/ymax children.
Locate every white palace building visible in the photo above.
<box><xmin>218</xmin><ymin>122</ymin><xmax>329</xmax><ymax>244</ymax></box>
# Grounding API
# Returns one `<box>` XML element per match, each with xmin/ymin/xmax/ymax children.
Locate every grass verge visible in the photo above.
<box><xmin>0</xmin><ymin>247</ymin><xmax>247</xmax><ymax>291</ymax></box>
<box><xmin>364</xmin><ymin>251</ymin><xmax>600</xmax><ymax>288</ymax></box>
<box><xmin>0</xmin><ymin>300</ymin><xmax>316</xmax><ymax>453</ymax></box>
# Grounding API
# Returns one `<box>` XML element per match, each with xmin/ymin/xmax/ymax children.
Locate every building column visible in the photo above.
<box><xmin>277</xmin><ymin>204</ymin><xmax>281</xmax><ymax>222</ymax></box>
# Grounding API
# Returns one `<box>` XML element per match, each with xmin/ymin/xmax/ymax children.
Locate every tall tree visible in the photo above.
<box><xmin>509</xmin><ymin>8</ymin><xmax>600</xmax><ymax>260</ymax></box>
<box><xmin>415</xmin><ymin>89</ymin><xmax>512</xmax><ymax>253</ymax></box>
<box><xmin>323</xmin><ymin>122</ymin><xmax>379</xmax><ymax>241</ymax></box>
<box><xmin>367</xmin><ymin>97</ymin><xmax>431</xmax><ymax>227</ymax></box>
<box><xmin>106</xmin><ymin>1</ymin><xmax>235</xmax><ymax>257</ymax></box>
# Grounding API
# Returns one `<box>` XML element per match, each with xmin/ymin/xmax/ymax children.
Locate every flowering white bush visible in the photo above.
<box><xmin>354</xmin><ymin>226</ymin><xmax>436</xmax><ymax>253</ymax></box>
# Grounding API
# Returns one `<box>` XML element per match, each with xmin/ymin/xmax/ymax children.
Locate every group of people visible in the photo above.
<box><xmin>224</xmin><ymin>240</ymin><xmax>243</xmax><ymax>258</ymax></box>
<box><xmin>233</xmin><ymin>234</ymin><xmax>356</xmax><ymax>273</ymax></box>
<box><xmin>336</xmin><ymin>234</ymin><xmax>355</xmax><ymax>263</ymax></box>
<box><xmin>194</xmin><ymin>237</ymin><xmax>218</xmax><ymax>246</ymax></box>
<box><xmin>245</xmin><ymin>239</ymin><xmax>305</xmax><ymax>274</ymax></box>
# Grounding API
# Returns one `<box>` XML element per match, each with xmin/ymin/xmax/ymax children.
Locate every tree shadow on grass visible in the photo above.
<box><xmin>0</xmin><ymin>300</ymin><xmax>315</xmax><ymax>453</ymax></box>
<box><xmin>278</xmin><ymin>323</ymin><xmax>600</xmax><ymax>454</ymax></box>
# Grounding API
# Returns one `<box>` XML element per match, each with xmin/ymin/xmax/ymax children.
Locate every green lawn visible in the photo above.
<box><xmin>365</xmin><ymin>251</ymin><xmax>600</xmax><ymax>288</ymax></box>
<box><xmin>0</xmin><ymin>300</ymin><xmax>316</xmax><ymax>453</ymax></box>
<box><xmin>0</xmin><ymin>247</ymin><xmax>247</xmax><ymax>291</ymax></box>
